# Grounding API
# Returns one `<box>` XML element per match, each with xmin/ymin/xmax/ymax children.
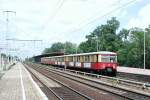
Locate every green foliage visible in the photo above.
<box><xmin>145</xmin><ymin>25</ymin><xmax>150</xmax><ymax>68</ymax></box>
<box><xmin>78</xmin><ymin>17</ymin><xmax>150</xmax><ymax>69</ymax></box>
<box><xmin>42</xmin><ymin>42</ymin><xmax>77</xmax><ymax>54</ymax></box>
<box><xmin>118</xmin><ymin>29</ymin><xmax>129</xmax><ymax>41</ymax></box>
<box><xmin>79</xmin><ymin>17</ymin><xmax>121</xmax><ymax>52</ymax></box>
<box><xmin>64</xmin><ymin>42</ymin><xmax>77</xmax><ymax>54</ymax></box>
<box><xmin>1</xmin><ymin>53</ymin><xmax>6</xmax><ymax>57</ymax></box>
<box><xmin>42</xmin><ymin>42</ymin><xmax>64</xmax><ymax>54</ymax></box>
<box><xmin>42</xmin><ymin>17</ymin><xmax>150</xmax><ymax>69</ymax></box>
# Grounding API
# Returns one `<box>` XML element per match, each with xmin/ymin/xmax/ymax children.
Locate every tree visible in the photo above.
<box><xmin>50</xmin><ymin>42</ymin><xmax>64</xmax><ymax>52</ymax></box>
<box><xmin>145</xmin><ymin>25</ymin><xmax>150</xmax><ymax>68</ymax></box>
<box><xmin>42</xmin><ymin>17</ymin><xmax>150</xmax><ymax>69</ymax></box>
<box><xmin>42</xmin><ymin>42</ymin><xmax>64</xmax><ymax>54</ymax></box>
<box><xmin>42</xmin><ymin>48</ymin><xmax>51</xmax><ymax>54</ymax></box>
<box><xmin>79</xmin><ymin>17</ymin><xmax>121</xmax><ymax>52</ymax></box>
<box><xmin>42</xmin><ymin>42</ymin><xmax>77</xmax><ymax>54</ymax></box>
<box><xmin>64</xmin><ymin>42</ymin><xmax>77</xmax><ymax>54</ymax></box>
<box><xmin>118</xmin><ymin>29</ymin><xmax>129</xmax><ymax>41</ymax></box>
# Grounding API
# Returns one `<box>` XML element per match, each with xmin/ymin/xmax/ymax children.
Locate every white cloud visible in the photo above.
<box><xmin>0</xmin><ymin>0</ymin><xmax>141</xmax><ymax>58</ymax></box>
<box><xmin>127</xmin><ymin>3</ymin><xmax>150</xmax><ymax>28</ymax></box>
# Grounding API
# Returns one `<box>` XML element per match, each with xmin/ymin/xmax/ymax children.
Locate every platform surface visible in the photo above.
<box><xmin>0</xmin><ymin>62</ymin><xmax>48</xmax><ymax>100</ymax></box>
<box><xmin>118</xmin><ymin>66</ymin><xmax>150</xmax><ymax>76</ymax></box>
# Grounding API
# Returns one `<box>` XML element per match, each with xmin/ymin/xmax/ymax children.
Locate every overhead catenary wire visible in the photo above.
<box><xmin>58</xmin><ymin>0</ymin><xmax>138</xmax><ymax>34</ymax></box>
<box><xmin>42</xmin><ymin>0</ymin><xmax>66</xmax><ymax>33</ymax></box>
<box><xmin>0</xmin><ymin>18</ymin><xmax>43</xmax><ymax>58</ymax></box>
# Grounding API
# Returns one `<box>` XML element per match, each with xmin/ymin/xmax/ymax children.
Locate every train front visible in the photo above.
<box><xmin>98</xmin><ymin>52</ymin><xmax>117</xmax><ymax>76</ymax></box>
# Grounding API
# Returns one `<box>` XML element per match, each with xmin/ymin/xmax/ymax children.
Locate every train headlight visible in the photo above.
<box><xmin>102</xmin><ymin>64</ymin><xmax>105</xmax><ymax>69</ymax></box>
<box><xmin>113</xmin><ymin>64</ymin><xmax>116</xmax><ymax>69</ymax></box>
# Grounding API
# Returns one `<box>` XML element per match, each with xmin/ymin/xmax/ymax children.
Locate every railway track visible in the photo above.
<box><xmin>25</xmin><ymin>62</ymin><xmax>150</xmax><ymax>100</ymax></box>
<box><xmin>35</xmin><ymin>63</ymin><xmax>150</xmax><ymax>90</ymax></box>
<box><xmin>24</xmin><ymin>63</ymin><xmax>94</xmax><ymax>100</ymax></box>
<box><xmin>25</xmin><ymin>66</ymin><xmax>61</xmax><ymax>100</ymax></box>
<box><xmin>117</xmin><ymin>72</ymin><xmax>150</xmax><ymax>83</ymax></box>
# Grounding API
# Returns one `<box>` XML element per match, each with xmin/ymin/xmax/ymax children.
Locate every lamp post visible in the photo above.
<box><xmin>64</xmin><ymin>42</ymin><xmax>66</xmax><ymax>70</ymax></box>
<box><xmin>93</xmin><ymin>35</ymin><xmax>98</xmax><ymax>52</ymax></box>
<box><xmin>143</xmin><ymin>30</ymin><xmax>145</xmax><ymax>69</ymax></box>
<box><xmin>0</xmin><ymin>48</ymin><xmax>2</xmax><ymax>71</ymax></box>
<box><xmin>129</xmin><ymin>28</ymin><xmax>146</xmax><ymax>69</ymax></box>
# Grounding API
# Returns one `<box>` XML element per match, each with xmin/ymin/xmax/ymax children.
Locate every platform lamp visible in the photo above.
<box><xmin>0</xmin><ymin>48</ymin><xmax>2</xmax><ymax>71</ymax></box>
<box><xmin>93</xmin><ymin>35</ymin><xmax>99</xmax><ymax>52</ymax></box>
<box><xmin>129</xmin><ymin>28</ymin><xmax>146</xmax><ymax>69</ymax></box>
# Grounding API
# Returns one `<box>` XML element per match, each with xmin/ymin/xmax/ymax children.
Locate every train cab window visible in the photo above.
<box><xmin>110</xmin><ymin>56</ymin><xmax>117</xmax><ymax>62</ymax></box>
<box><xmin>101</xmin><ymin>56</ymin><xmax>110</xmax><ymax>62</ymax></box>
<box><xmin>101</xmin><ymin>56</ymin><xmax>116</xmax><ymax>62</ymax></box>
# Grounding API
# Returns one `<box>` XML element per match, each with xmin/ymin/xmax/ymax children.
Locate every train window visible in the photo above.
<box><xmin>90</xmin><ymin>55</ymin><xmax>97</xmax><ymax>62</ymax></box>
<box><xmin>68</xmin><ymin>56</ymin><xmax>73</xmax><ymax>61</ymax></box>
<box><xmin>110</xmin><ymin>56</ymin><xmax>117</xmax><ymax>62</ymax></box>
<box><xmin>71</xmin><ymin>56</ymin><xmax>73</xmax><ymax>61</ymax></box>
<box><xmin>62</xmin><ymin>57</ymin><xmax>64</xmax><ymax>61</ymax></box>
<box><xmin>73</xmin><ymin>56</ymin><xmax>77</xmax><ymax>62</ymax></box>
<box><xmin>90</xmin><ymin>55</ymin><xmax>94</xmax><ymax>62</ymax></box>
<box><xmin>101</xmin><ymin>56</ymin><xmax>110</xmax><ymax>62</ymax></box>
<box><xmin>101</xmin><ymin>56</ymin><xmax>116</xmax><ymax>62</ymax></box>
<box><xmin>80</xmin><ymin>56</ymin><xmax>83</xmax><ymax>62</ymax></box>
<box><xmin>84</xmin><ymin>55</ymin><xmax>90</xmax><ymax>62</ymax></box>
<box><xmin>77</xmin><ymin>56</ymin><xmax>80</xmax><ymax>62</ymax></box>
<box><xmin>65</xmin><ymin>57</ymin><xmax>67</xmax><ymax>61</ymax></box>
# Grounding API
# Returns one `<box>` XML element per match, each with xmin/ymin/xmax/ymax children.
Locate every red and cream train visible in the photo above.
<box><xmin>41</xmin><ymin>51</ymin><xmax>117</xmax><ymax>76</ymax></box>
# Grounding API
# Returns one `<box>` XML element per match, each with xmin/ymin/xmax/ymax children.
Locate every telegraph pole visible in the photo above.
<box><xmin>3</xmin><ymin>11</ymin><xmax>16</xmax><ymax>70</ymax></box>
<box><xmin>3</xmin><ymin>11</ymin><xmax>16</xmax><ymax>41</ymax></box>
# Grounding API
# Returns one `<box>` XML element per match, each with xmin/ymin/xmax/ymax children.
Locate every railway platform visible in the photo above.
<box><xmin>118</xmin><ymin>66</ymin><xmax>150</xmax><ymax>75</ymax></box>
<box><xmin>0</xmin><ymin>62</ymin><xmax>48</xmax><ymax>100</ymax></box>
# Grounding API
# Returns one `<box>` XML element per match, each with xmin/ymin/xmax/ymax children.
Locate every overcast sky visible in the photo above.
<box><xmin>0</xmin><ymin>0</ymin><xmax>150</xmax><ymax>58</ymax></box>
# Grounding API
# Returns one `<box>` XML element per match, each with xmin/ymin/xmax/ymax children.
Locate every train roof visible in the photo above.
<box><xmin>43</xmin><ymin>51</ymin><xmax>116</xmax><ymax>59</ymax></box>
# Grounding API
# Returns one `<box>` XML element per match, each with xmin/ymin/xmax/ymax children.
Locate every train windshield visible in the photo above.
<box><xmin>101</xmin><ymin>55</ymin><xmax>117</xmax><ymax>63</ymax></box>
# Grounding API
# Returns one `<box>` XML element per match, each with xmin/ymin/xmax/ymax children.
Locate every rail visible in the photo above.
<box><xmin>51</xmin><ymin>66</ymin><xmax>150</xmax><ymax>89</ymax></box>
<box><xmin>44</xmin><ymin>67</ymin><xmax>150</xmax><ymax>97</ymax></box>
<box><xmin>28</xmin><ymin>63</ymin><xmax>150</xmax><ymax>100</ymax></box>
<box><xmin>24</xmin><ymin>64</ymin><xmax>63</xmax><ymax>100</ymax></box>
<box><xmin>25</xmin><ymin>63</ymin><xmax>94</xmax><ymax>100</ymax></box>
